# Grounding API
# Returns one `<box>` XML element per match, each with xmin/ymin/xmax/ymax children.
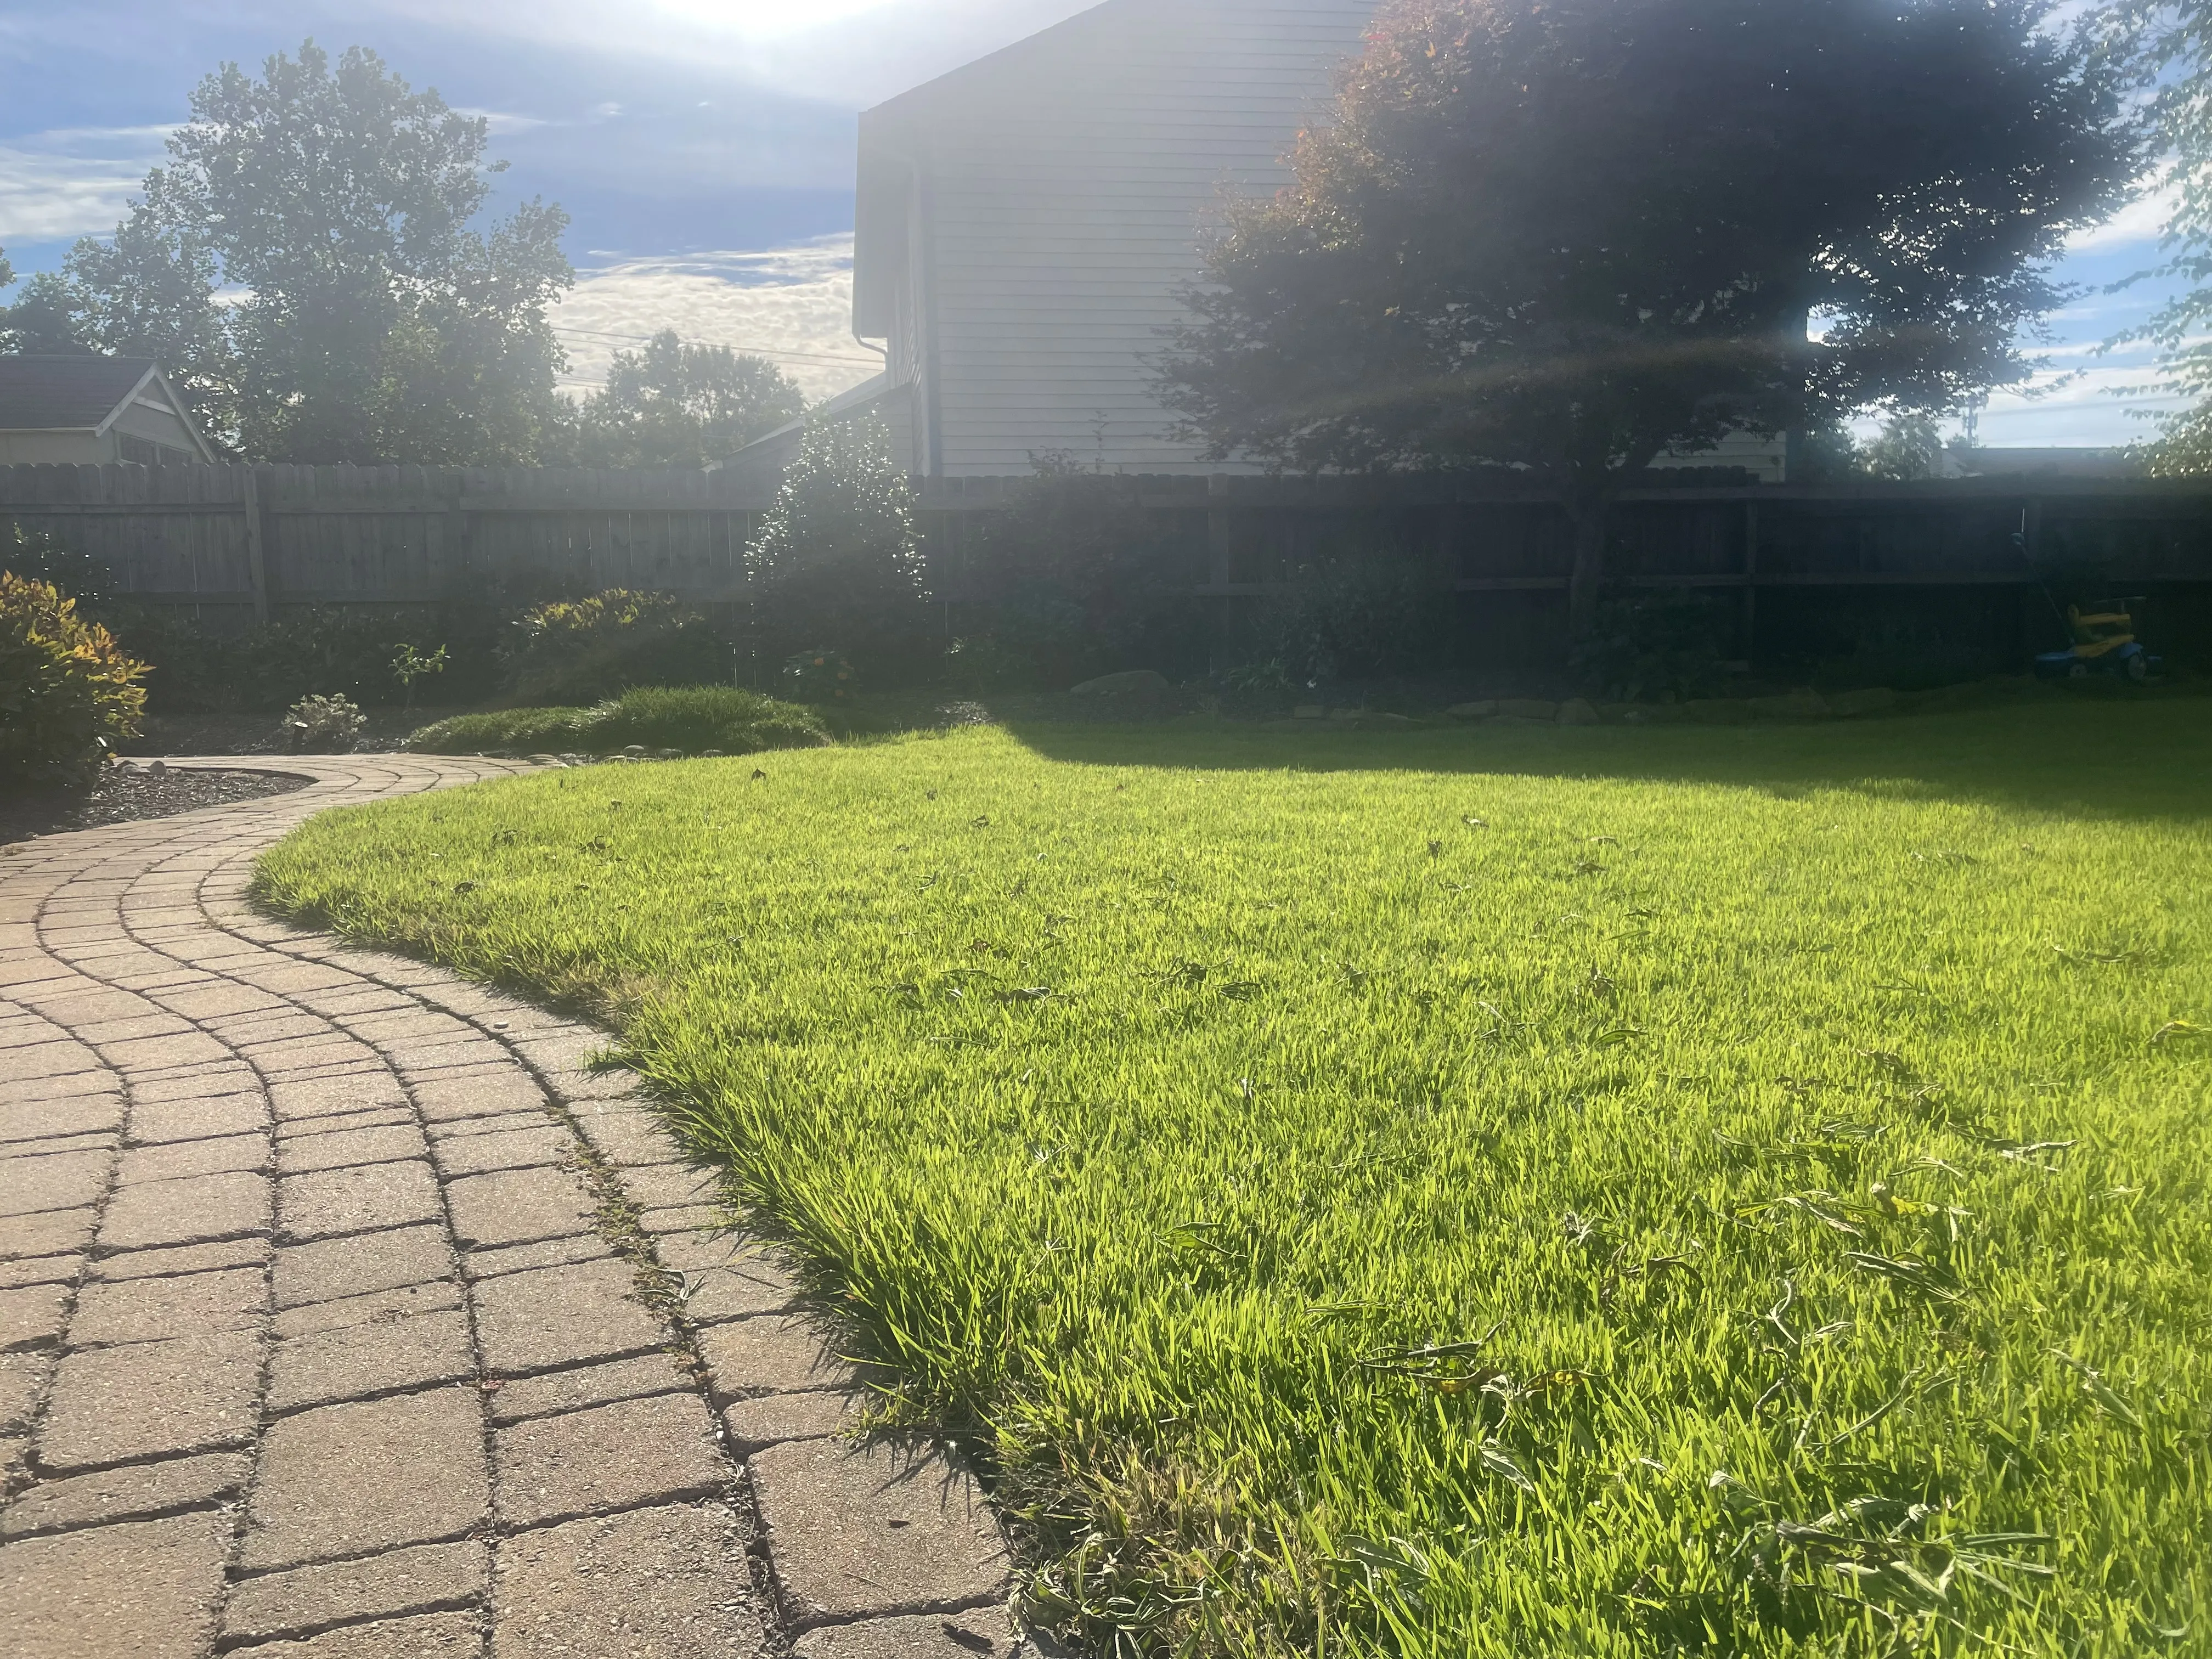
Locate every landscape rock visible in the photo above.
<box><xmin>1443</xmin><ymin>700</ymin><xmax>1497</xmax><ymax>720</ymax></box>
<box><xmin>1556</xmin><ymin>698</ymin><xmax>1600</xmax><ymax>725</ymax></box>
<box><xmin>1498</xmin><ymin>698</ymin><xmax>1558</xmax><ymax>721</ymax></box>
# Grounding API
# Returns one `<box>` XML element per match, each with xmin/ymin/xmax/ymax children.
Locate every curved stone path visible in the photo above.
<box><xmin>1</xmin><ymin>757</ymin><xmax>1013</xmax><ymax>1659</ymax></box>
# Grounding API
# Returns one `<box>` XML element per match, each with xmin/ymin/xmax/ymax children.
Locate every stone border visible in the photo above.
<box><xmin>1</xmin><ymin>756</ymin><xmax>1022</xmax><ymax>1659</ymax></box>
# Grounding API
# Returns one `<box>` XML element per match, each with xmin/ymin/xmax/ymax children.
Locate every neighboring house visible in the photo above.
<box><xmin>726</xmin><ymin>0</ymin><xmax>1788</xmax><ymax>486</ymax></box>
<box><xmin>0</xmin><ymin>356</ymin><xmax>216</xmax><ymax>467</ymax></box>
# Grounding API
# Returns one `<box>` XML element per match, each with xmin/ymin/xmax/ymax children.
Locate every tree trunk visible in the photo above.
<box><xmin>1565</xmin><ymin>492</ymin><xmax>1611</xmax><ymax>642</ymax></box>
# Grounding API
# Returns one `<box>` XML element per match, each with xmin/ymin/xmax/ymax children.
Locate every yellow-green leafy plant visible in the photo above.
<box><xmin>0</xmin><ymin>572</ymin><xmax>149</xmax><ymax>784</ymax></box>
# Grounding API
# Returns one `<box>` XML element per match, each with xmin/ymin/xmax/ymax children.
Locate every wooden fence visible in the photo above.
<box><xmin>0</xmin><ymin>463</ymin><xmax>771</xmax><ymax>624</ymax></box>
<box><xmin>6</xmin><ymin>461</ymin><xmax>2211</xmax><ymax>662</ymax></box>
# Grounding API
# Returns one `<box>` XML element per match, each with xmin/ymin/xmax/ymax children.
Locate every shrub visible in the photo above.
<box><xmin>2</xmin><ymin>523</ymin><xmax>113</xmax><ymax>602</ymax></box>
<box><xmin>954</xmin><ymin>457</ymin><xmax>1206</xmax><ymax>687</ymax></box>
<box><xmin>1252</xmin><ymin>555</ymin><xmax>1453</xmax><ymax>685</ymax></box>
<box><xmin>781</xmin><ymin>648</ymin><xmax>857</xmax><ymax>702</ymax></box>
<box><xmin>503</xmin><ymin>589</ymin><xmax>729</xmax><ymax>704</ymax></box>
<box><xmin>0</xmin><ymin>573</ymin><xmax>149</xmax><ymax>784</ymax></box>
<box><xmin>408</xmin><ymin>685</ymin><xmax>828</xmax><ymax>757</ymax></box>
<box><xmin>105</xmin><ymin>603</ymin><xmax>499</xmax><ymax>715</ymax></box>
<box><xmin>283</xmin><ymin>692</ymin><xmax>367</xmax><ymax>753</ymax></box>
<box><xmin>747</xmin><ymin>414</ymin><xmax>928</xmax><ymax>678</ymax></box>
<box><xmin>1571</xmin><ymin>588</ymin><xmax>1736</xmax><ymax>701</ymax></box>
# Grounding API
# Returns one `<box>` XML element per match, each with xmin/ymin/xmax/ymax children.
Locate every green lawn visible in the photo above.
<box><xmin>255</xmin><ymin>700</ymin><xmax>2212</xmax><ymax>1658</ymax></box>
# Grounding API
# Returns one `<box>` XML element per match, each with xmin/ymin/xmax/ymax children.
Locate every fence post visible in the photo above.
<box><xmin>1741</xmin><ymin>499</ymin><xmax>1759</xmax><ymax>661</ymax></box>
<box><xmin>1206</xmin><ymin>473</ymin><xmax>1233</xmax><ymax>586</ymax></box>
<box><xmin>242</xmin><ymin>467</ymin><xmax>272</xmax><ymax>625</ymax></box>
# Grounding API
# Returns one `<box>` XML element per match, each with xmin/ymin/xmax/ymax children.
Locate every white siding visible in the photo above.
<box><xmin>0</xmin><ymin>431</ymin><xmax>119</xmax><ymax>466</ymax></box>
<box><xmin>860</xmin><ymin>0</ymin><xmax>1376</xmax><ymax>476</ymax></box>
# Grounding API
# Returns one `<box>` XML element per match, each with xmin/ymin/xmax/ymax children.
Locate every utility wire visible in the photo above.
<box><xmin>551</xmin><ymin>322</ymin><xmax>882</xmax><ymax>365</ymax></box>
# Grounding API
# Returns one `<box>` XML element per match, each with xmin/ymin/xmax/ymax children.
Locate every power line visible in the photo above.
<box><xmin>551</xmin><ymin>323</ymin><xmax>882</xmax><ymax>366</ymax></box>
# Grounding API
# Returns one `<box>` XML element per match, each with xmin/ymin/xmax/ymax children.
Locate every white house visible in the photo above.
<box><xmin>0</xmin><ymin>356</ymin><xmax>216</xmax><ymax>467</ymax></box>
<box><xmin>727</xmin><ymin>0</ymin><xmax>1787</xmax><ymax>486</ymax></box>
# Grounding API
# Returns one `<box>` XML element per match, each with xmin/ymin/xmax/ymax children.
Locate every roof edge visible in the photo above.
<box><xmin>90</xmin><ymin>364</ymin><xmax>165</xmax><ymax>439</ymax></box>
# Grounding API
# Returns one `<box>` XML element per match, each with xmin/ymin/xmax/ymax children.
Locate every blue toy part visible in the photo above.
<box><xmin>2035</xmin><ymin>641</ymin><xmax>2156</xmax><ymax>682</ymax></box>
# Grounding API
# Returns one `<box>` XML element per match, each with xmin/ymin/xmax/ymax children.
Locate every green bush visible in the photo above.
<box><xmin>0</xmin><ymin>573</ymin><xmax>149</xmax><ymax>784</ymax></box>
<box><xmin>282</xmin><ymin>692</ymin><xmax>367</xmax><ymax>753</ymax></box>
<box><xmin>781</xmin><ymin>647</ymin><xmax>857</xmax><ymax>702</ymax></box>
<box><xmin>1252</xmin><ymin>554</ymin><xmax>1453</xmax><ymax>684</ymax></box>
<box><xmin>502</xmin><ymin>590</ymin><xmax>730</xmax><ymax>704</ymax></box>
<box><xmin>105</xmin><ymin>603</ymin><xmax>504</xmax><ymax>715</ymax></box>
<box><xmin>3</xmin><ymin>523</ymin><xmax>113</xmax><ymax>602</ymax></box>
<box><xmin>953</xmin><ymin>457</ymin><xmax>1207</xmax><ymax>687</ymax></box>
<box><xmin>408</xmin><ymin>684</ymin><xmax>828</xmax><ymax>757</ymax></box>
<box><xmin>1571</xmin><ymin>587</ymin><xmax>1736</xmax><ymax>701</ymax></box>
<box><xmin>747</xmin><ymin>414</ymin><xmax>928</xmax><ymax>678</ymax></box>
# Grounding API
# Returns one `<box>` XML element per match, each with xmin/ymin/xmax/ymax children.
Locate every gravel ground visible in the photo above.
<box><xmin>0</xmin><ymin>761</ymin><xmax>311</xmax><ymax>846</ymax></box>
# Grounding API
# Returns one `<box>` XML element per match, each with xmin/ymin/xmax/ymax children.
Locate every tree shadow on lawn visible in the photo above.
<box><xmin>1000</xmin><ymin>692</ymin><xmax>2212</xmax><ymax>826</ymax></box>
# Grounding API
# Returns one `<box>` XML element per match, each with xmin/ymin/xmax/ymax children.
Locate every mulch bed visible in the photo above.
<box><xmin>1</xmin><ymin>763</ymin><xmax>312</xmax><ymax>847</ymax></box>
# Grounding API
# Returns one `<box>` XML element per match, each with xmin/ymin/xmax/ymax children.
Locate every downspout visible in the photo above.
<box><xmin>912</xmin><ymin>146</ymin><xmax>945</xmax><ymax>481</ymax></box>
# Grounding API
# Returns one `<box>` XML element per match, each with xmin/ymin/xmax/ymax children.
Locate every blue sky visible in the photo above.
<box><xmin>0</xmin><ymin>0</ymin><xmax>2191</xmax><ymax>438</ymax></box>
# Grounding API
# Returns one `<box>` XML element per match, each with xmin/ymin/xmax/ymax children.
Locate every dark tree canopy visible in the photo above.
<box><xmin>575</xmin><ymin>330</ymin><xmax>805</xmax><ymax>468</ymax></box>
<box><xmin>54</xmin><ymin>41</ymin><xmax>574</xmax><ymax>464</ymax></box>
<box><xmin>1161</xmin><ymin>0</ymin><xmax>2144</xmax><ymax>630</ymax></box>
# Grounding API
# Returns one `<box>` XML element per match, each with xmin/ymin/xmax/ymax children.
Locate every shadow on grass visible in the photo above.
<box><xmin>1000</xmin><ymin>690</ymin><xmax>2212</xmax><ymax>825</ymax></box>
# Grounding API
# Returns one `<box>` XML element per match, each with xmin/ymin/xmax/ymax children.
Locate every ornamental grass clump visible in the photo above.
<box><xmin>408</xmin><ymin>684</ymin><xmax>827</xmax><ymax>757</ymax></box>
<box><xmin>0</xmin><ymin>572</ymin><xmax>149</xmax><ymax>783</ymax></box>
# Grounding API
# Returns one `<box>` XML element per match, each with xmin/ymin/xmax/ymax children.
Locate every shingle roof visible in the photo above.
<box><xmin>0</xmin><ymin>356</ymin><xmax>158</xmax><ymax>432</ymax></box>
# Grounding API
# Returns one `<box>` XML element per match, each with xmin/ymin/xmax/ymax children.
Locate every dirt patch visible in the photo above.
<box><xmin>1</xmin><ymin>763</ymin><xmax>312</xmax><ymax>847</ymax></box>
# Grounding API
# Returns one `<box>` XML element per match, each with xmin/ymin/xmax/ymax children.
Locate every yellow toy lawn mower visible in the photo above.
<box><xmin>2034</xmin><ymin>596</ymin><xmax>2160</xmax><ymax>683</ymax></box>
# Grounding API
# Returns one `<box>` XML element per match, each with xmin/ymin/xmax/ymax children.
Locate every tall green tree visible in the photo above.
<box><xmin>1</xmin><ymin>271</ymin><xmax>96</xmax><ymax>354</ymax></box>
<box><xmin>2106</xmin><ymin>2</ymin><xmax>2212</xmax><ymax>473</ymax></box>
<box><xmin>1160</xmin><ymin>0</ymin><xmax>2142</xmax><ymax>634</ymax></box>
<box><xmin>575</xmin><ymin>330</ymin><xmax>805</xmax><ymax>468</ymax></box>
<box><xmin>56</xmin><ymin>41</ymin><xmax>573</xmax><ymax>463</ymax></box>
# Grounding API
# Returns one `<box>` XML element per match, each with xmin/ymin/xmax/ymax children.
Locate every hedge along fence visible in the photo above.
<box><xmin>7</xmin><ymin>462</ymin><xmax>2212</xmax><ymax>668</ymax></box>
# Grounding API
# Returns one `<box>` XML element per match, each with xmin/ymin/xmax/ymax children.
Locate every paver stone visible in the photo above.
<box><xmin>0</xmin><ymin>1510</ymin><xmax>230</xmax><ymax>1659</ymax></box>
<box><xmin>240</xmin><ymin>1387</ymin><xmax>488</xmax><ymax>1570</ymax></box>
<box><xmin>493</xmin><ymin>1502</ymin><xmax>771</xmax><ymax>1659</ymax></box>
<box><xmin>37</xmin><ymin>1329</ymin><xmax>261</xmax><ymax>1471</ymax></box>
<box><xmin>494</xmin><ymin>1390</ymin><xmax>725</xmax><ymax>1527</ymax></box>
<box><xmin>472</xmin><ymin>1256</ymin><xmax>664</xmax><ymax>1375</ymax></box>
<box><xmin>749</xmin><ymin>1436</ymin><xmax>1009</xmax><ymax>1624</ymax></box>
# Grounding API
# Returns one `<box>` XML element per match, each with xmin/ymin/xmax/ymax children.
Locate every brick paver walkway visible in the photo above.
<box><xmin>1</xmin><ymin>757</ymin><xmax>1013</xmax><ymax>1659</ymax></box>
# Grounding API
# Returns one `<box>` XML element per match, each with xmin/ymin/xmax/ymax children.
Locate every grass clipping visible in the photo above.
<box><xmin>253</xmin><ymin>703</ymin><xmax>2212</xmax><ymax>1658</ymax></box>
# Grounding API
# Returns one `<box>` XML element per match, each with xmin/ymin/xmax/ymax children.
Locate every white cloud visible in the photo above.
<box><xmin>365</xmin><ymin>0</ymin><xmax>1094</xmax><ymax>106</ymax></box>
<box><xmin>2068</xmin><ymin>174</ymin><xmax>2181</xmax><ymax>252</ymax></box>
<box><xmin>0</xmin><ymin>125</ymin><xmax>167</xmax><ymax>242</ymax></box>
<box><xmin>551</xmin><ymin>235</ymin><xmax>884</xmax><ymax>404</ymax></box>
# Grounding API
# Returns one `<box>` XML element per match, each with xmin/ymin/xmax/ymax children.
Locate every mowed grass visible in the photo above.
<box><xmin>255</xmin><ymin>701</ymin><xmax>2212</xmax><ymax>1658</ymax></box>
